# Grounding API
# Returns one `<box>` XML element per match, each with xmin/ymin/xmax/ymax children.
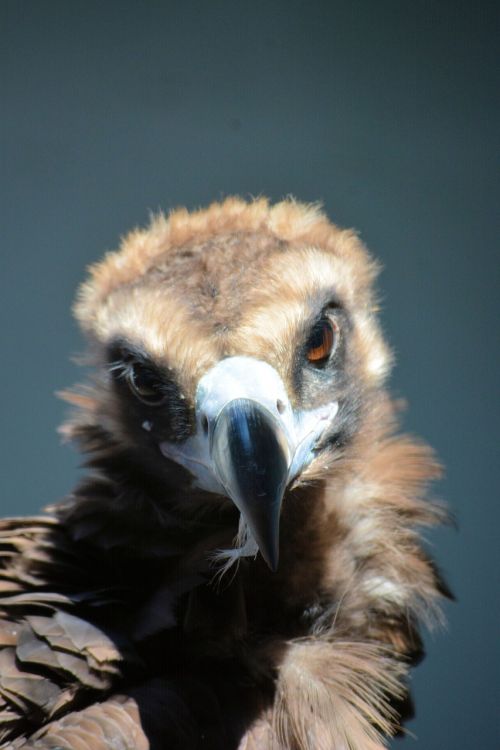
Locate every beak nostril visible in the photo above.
<box><xmin>276</xmin><ymin>399</ymin><xmax>286</xmax><ymax>415</ymax></box>
<box><xmin>201</xmin><ymin>414</ymin><xmax>209</xmax><ymax>435</ymax></box>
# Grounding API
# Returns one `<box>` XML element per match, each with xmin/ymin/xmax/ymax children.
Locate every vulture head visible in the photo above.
<box><xmin>0</xmin><ymin>198</ymin><xmax>449</xmax><ymax>750</ymax></box>
<box><xmin>71</xmin><ymin>199</ymin><xmax>392</xmax><ymax>570</ymax></box>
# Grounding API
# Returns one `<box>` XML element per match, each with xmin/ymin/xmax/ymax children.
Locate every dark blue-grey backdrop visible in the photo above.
<box><xmin>1</xmin><ymin>2</ymin><xmax>498</xmax><ymax>748</ymax></box>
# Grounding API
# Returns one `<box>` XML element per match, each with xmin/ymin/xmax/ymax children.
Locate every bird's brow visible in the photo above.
<box><xmin>106</xmin><ymin>342</ymin><xmax>165</xmax><ymax>377</ymax></box>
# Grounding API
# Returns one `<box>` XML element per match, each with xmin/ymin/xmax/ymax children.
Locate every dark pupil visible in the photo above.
<box><xmin>309</xmin><ymin>323</ymin><xmax>326</xmax><ymax>350</ymax></box>
<box><xmin>307</xmin><ymin>319</ymin><xmax>334</xmax><ymax>364</ymax></box>
<box><xmin>131</xmin><ymin>365</ymin><xmax>164</xmax><ymax>402</ymax></box>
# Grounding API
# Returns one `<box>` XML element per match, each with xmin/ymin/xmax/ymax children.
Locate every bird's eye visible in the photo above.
<box><xmin>306</xmin><ymin>317</ymin><xmax>339</xmax><ymax>366</ymax></box>
<box><xmin>127</xmin><ymin>363</ymin><xmax>167</xmax><ymax>405</ymax></box>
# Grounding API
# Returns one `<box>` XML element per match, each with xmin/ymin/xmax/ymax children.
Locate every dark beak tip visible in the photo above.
<box><xmin>212</xmin><ymin>398</ymin><xmax>286</xmax><ymax>575</ymax></box>
<box><xmin>267</xmin><ymin>557</ymin><xmax>279</xmax><ymax>573</ymax></box>
<box><xmin>260</xmin><ymin>545</ymin><xmax>279</xmax><ymax>572</ymax></box>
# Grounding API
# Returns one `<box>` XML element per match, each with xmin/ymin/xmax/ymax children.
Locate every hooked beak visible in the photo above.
<box><xmin>211</xmin><ymin>398</ymin><xmax>289</xmax><ymax>571</ymax></box>
<box><xmin>160</xmin><ymin>356</ymin><xmax>338</xmax><ymax>571</ymax></box>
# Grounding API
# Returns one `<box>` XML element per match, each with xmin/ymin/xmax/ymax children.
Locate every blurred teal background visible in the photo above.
<box><xmin>1</xmin><ymin>2</ymin><xmax>498</xmax><ymax>747</ymax></box>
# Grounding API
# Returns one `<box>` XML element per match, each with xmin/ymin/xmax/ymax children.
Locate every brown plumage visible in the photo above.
<box><xmin>0</xmin><ymin>198</ymin><xmax>449</xmax><ymax>749</ymax></box>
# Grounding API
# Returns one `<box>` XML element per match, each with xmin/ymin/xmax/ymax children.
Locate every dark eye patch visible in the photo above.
<box><xmin>127</xmin><ymin>361</ymin><xmax>168</xmax><ymax>405</ymax></box>
<box><xmin>106</xmin><ymin>341</ymin><xmax>193</xmax><ymax>442</ymax></box>
<box><xmin>108</xmin><ymin>346</ymin><xmax>167</xmax><ymax>403</ymax></box>
<box><xmin>291</xmin><ymin>300</ymin><xmax>349</xmax><ymax>406</ymax></box>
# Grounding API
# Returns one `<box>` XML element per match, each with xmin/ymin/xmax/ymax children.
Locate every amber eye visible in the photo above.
<box><xmin>306</xmin><ymin>317</ymin><xmax>338</xmax><ymax>366</ymax></box>
<box><xmin>127</xmin><ymin>363</ymin><xmax>167</xmax><ymax>405</ymax></box>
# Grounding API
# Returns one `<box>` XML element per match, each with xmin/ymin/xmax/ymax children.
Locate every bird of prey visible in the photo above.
<box><xmin>0</xmin><ymin>198</ymin><xmax>449</xmax><ymax>749</ymax></box>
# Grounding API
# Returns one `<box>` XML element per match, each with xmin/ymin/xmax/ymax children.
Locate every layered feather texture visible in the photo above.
<box><xmin>0</xmin><ymin>198</ymin><xmax>449</xmax><ymax>749</ymax></box>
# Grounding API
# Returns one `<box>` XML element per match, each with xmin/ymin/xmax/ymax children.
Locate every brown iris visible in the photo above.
<box><xmin>306</xmin><ymin>317</ymin><xmax>338</xmax><ymax>365</ymax></box>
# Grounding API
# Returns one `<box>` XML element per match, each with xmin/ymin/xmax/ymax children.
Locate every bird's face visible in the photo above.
<box><xmin>74</xmin><ymin>201</ymin><xmax>390</xmax><ymax>570</ymax></box>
